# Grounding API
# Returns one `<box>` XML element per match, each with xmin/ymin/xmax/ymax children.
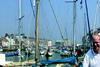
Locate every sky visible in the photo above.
<box><xmin>0</xmin><ymin>0</ymin><xmax>99</xmax><ymax>43</ymax></box>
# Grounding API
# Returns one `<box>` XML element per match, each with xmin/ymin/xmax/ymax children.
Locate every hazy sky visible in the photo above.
<box><xmin>0</xmin><ymin>0</ymin><xmax>99</xmax><ymax>43</ymax></box>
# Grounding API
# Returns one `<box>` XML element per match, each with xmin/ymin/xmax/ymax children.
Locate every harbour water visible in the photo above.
<box><xmin>6</xmin><ymin>51</ymin><xmax>75</xmax><ymax>67</ymax></box>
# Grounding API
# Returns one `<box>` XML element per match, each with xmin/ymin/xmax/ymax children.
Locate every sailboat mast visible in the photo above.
<box><xmin>18</xmin><ymin>0</ymin><xmax>23</xmax><ymax>62</ymax></box>
<box><xmin>35</xmin><ymin>0</ymin><xmax>40</xmax><ymax>64</ymax></box>
<box><xmin>73</xmin><ymin>0</ymin><xmax>77</xmax><ymax>54</ymax></box>
<box><xmin>84</xmin><ymin>0</ymin><xmax>93</xmax><ymax>47</ymax></box>
<box><xmin>65</xmin><ymin>0</ymin><xmax>77</xmax><ymax>54</ymax></box>
<box><xmin>18</xmin><ymin>0</ymin><xmax>22</xmax><ymax>63</ymax></box>
<box><xmin>18</xmin><ymin>0</ymin><xmax>23</xmax><ymax>35</ymax></box>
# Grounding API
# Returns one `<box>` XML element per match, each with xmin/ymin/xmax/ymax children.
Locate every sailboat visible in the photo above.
<box><xmin>33</xmin><ymin>0</ymin><xmax>78</xmax><ymax>66</ymax></box>
<box><xmin>32</xmin><ymin>0</ymin><xmax>96</xmax><ymax>67</ymax></box>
